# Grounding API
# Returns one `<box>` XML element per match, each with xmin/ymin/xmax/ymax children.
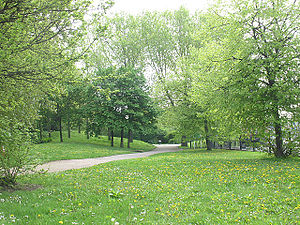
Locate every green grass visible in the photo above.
<box><xmin>32</xmin><ymin>131</ymin><xmax>155</xmax><ymax>163</ymax></box>
<box><xmin>1</xmin><ymin>149</ymin><xmax>299</xmax><ymax>224</ymax></box>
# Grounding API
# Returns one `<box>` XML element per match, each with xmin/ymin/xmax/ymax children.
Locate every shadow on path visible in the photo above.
<box><xmin>37</xmin><ymin>144</ymin><xmax>181</xmax><ymax>173</ymax></box>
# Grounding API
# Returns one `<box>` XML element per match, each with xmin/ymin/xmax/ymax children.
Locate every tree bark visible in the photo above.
<box><xmin>274</xmin><ymin>111</ymin><xmax>285</xmax><ymax>157</ymax></box>
<box><xmin>48</xmin><ymin>120</ymin><xmax>51</xmax><ymax>138</ymax></box>
<box><xmin>67</xmin><ymin>120</ymin><xmax>71</xmax><ymax>138</ymax></box>
<box><xmin>130</xmin><ymin>129</ymin><xmax>133</xmax><ymax>143</ymax></box>
<box><xmin>108</xmin><ymin>128</ymin><xmax>111</xmax><ymax>140</ymax></box>
<box><xmin>127</xmin><ymin>129</ymin><xmax>131</xmax><ymax>148</ymax></box>
<box><xmin>120</xmin><ymin>128</ymin><xmax>124</xmax><ymax>148</ymax></box>
<box><xmin>111</xmin><ymin>130</ymin><xmax>114</xmax><ymax>147</ymax></box>
<box><xmin>204</xmin><ymin>119</ymin><xmax>211</xmax><ymax>150</ymax></box>
<box><xmin>268</xmin><ymin>75</ymin><xmax>285</xmax><ymax>157</ymax></box>
<box><xmin>228</xmin><ymin>141</ymin><xmax>232</xmax><ymax>150</ymax></box>
<box><xmin>59</xmin><ymin>117</ymin><xmax>63</xmax><ymax>143</ymax></box>
<box><xmin>181</xmin><ymin>136</ymin><xmax>187</xmax><ymax>147</ymax></box>
<box><xmin>86</xmin><ymin>117</ymin><xmax>89</xmax><ymax>140</ymax></box>
<box><xmin>78</xmin><ymin>120</ymin><xmax>81</xmax><ymax>133</ymax></box>
<box><xmin>57</xmin><ymin>103</ymin><xmax>63</xmax><ymax>143</ymax></box>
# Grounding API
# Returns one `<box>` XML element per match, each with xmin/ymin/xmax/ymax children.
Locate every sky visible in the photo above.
<box><xmin>108</xmin><ymin>0</ymin><xmax>211</xmax><ymax>14</ymax></box>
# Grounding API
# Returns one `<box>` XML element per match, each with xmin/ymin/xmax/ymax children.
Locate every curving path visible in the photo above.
<box><xmin>37</xmin><ymin>144</ymin><xmax>181</xmax><ymax>173</ymax></box>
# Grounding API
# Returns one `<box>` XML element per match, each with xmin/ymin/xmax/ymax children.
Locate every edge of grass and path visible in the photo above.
<box><xmin>32</xmin><ymin>131</ymin><xmax>156</xmax><ymax>163</ymax></box>
<box><xmin>0</xmin><ymin>148</ymin><xmax>299</xmax><ymax>224</ymax></box>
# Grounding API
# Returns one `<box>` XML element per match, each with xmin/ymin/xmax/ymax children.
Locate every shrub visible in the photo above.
<box><xmin>0</xmin><ymin>121</ymin><xmax>37</xmax><ymax>187</ymax></box>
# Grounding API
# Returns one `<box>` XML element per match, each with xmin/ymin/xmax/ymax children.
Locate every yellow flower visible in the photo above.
<box><xmin>59</xmin><ymin>221</ymin><xmax>63</xmax><ymax>224</ymax></box>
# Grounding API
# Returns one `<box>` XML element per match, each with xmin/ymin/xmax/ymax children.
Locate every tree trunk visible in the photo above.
<box><xmin>274</xmin><ymin>111</ymin><xmax>285</xmax><ymax>157</ymax></box>
<box><xmin>48</xmin><ymin>127</ymin><xmax>51</xmax><ymax>138</ymax></box>
<box><xmin>120</xmin><ymin>128</ymin><xmax>124</xmax><ymax>148</ymax></box>
<box><xmin>48</xmin><ymin>119</ymin><xmax>51</xmax><ymax>138</ymax></box>
<box><xmin>190</xmin><ymin>141</ymin><xmax>192</xmax><ymax>149</ymax></box>
<box><xmin>268</xmin><ymin>77</ymin><xmax>285</xmax><ymax>157</ymax></box>
<box><xmin>86</xmin><ymin>117</ymin><xmax>89</xmax><ymax>139</ymax></box>
<box><xmin>67</xmin><ymin>120</ymin><xmax>71</xmax><ymax>138</ymax></box>
<box><xmin>59</xmin><ymin>116</ymin><xmax>63</xmax><ymax>143</ymax></box>
<box><xmin>78</xmin><ymin>120</ymin><xmax>81</xmax><ymax>133</ymax></box>
<box><xmin>127</xmin><ymin>129</ymin><xmax>131</xmax><ymax>148</ymax></box>
<box><xmin>108</xmin><ymin>128</ymin><xmax>111</xmax><ymax>140</ymax></box>
<box><xmin>228</xmin><ymin>141</ymin><xmax>232</xmax><ymax>150</ymax></box>
<box><xmin>204</xmin><ymin>119</ymin><xmax>211</xmax><ymax>150</ymax></box>
<box><xmin>111</xmin><ymin>130</ymin><xmax>114</xmax><ymax>147</ymax></box>
<box><xmin>57</xmin><ymin>103</ymin><xmax>63</xmax><ymax>143</ymax></box>
<box><xmin>181</xmin><ymin>136</ymin><xmax>187</xmax><ymax>147</ymax></box>
<box><xmin>130</xmin><ymin>130</ymin><xmax>133</xmax><ymax>143</ymax></box>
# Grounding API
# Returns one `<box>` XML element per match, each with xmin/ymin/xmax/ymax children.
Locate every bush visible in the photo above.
<box><xmin>0</xmin><ymin>121</ymin><xmax>37</xmax><ymax>187</ymax></box>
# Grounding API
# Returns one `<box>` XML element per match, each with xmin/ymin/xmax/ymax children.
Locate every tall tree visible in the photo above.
<box><xmin>0</xmin><ymin>0</ymin><xmax>112</xmax><ymax>186</ymax></box>
<box><xmin>189</xmin><ymin>0</ymin><xmax>299</xmax><ymax>157</ymax></box>
<box><xmin>90</xmin><ymin>13</ymin><xmax>145</xmax><ymax>69</ymax></box>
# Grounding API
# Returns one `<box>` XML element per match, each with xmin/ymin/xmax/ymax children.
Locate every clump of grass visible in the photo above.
<box><xmin>32</xmin><ymin>131</ymin><xmax>155</xmax><ymax>163</ymax></box>
<box><xmin>0</xmin><ymin>149</ymin><xmax>299</xmax><ymax>224</ymax></box>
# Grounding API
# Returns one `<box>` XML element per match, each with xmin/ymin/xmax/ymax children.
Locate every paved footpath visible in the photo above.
<box><xmin>37</xmin><ymin>144</ymin><xmax>181</xmax><ymax>173</ymax></box>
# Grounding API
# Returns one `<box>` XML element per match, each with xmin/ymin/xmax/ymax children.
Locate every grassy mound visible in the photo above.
<box><xmin>32</xmin><ymin>131</ymin><xmax>155</xmax><ymax>163</ymax></box>
<box><xmin>0</xmin><ymin>149</ymin><xmax>299</xmax><ymax>224</ymax></box>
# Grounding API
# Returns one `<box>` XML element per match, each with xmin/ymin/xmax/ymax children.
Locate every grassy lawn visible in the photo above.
<box><xmin>32</xmin><ymin>131</ymin><xmax>155</xmax><ymax>163</ymax></box>
<box><xmin>1</xmin><ymin>149</ymin><xmax>299</xmax><ymax>224</ymax></box>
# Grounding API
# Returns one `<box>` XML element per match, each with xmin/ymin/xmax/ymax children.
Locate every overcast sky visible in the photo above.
<box><xmin>108</xmin><ymin>0</ymin><xmax>211</xmax><ymax>14</ymax></box>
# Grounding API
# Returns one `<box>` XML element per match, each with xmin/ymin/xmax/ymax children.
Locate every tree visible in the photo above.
<box><xmin>0</xmin><ymin>80</ymin><xmax>41</xmax><ymax>186</ymax></box>
<box><xmin>189</xmin><ymin>0</ymin><xmax>299</xmax><ymax>157</ymax></box>
<box><xmin>0</xmin><ymin>0</ymin><xmax>112</xmax><ymax>81</ymax></box>
<box><xmin>0</xmin><ymin>0</ymin><xmax>112</xmax><ymax>187</ymax></box>
<box><xmin>92</xmin><ymin>67</ymin><xmax>157</xmax><ymax>148</ymax></box>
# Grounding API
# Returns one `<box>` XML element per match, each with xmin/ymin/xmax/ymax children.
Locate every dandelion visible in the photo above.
<box><xmin>59</xmin><ymin>221</ymin><xmax>63</xmax><ymax>224</ymax></box>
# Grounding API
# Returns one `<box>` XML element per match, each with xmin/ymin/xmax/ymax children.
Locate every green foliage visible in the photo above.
<box><xmin>0</xmin><ymin>80</ymin><xmax>41</xmax><ymax>187</ymax></box>
<box><xmin>182</xmin><ymin>0</ymin><xmax>299</xmax><ymax>157</ymax></box>
<box><xmin>92</xmin><ymin>67</ymin><xmax>157</xmax><ymax>136</ymax></box>
<box><xmin>0</xmin><ymin>0</ymin><xmax>112</xmax><ymax>186</ymax></box>
<box><xmin>0</xmin><ymin>119</ymin><xmax>36</xmax><ymax>187</ymax></box>
<box><xmin>1</xmin><ymin>0</ymin><xmax>86</xmax><ymax>81</ymax></box>
<box><xmin>0</xmin><ymin>150</ymin><xmax>298</xmax><ymax>223</ymax></box>
<box><xmin>92</xmin><ymin>13</ymin><xmax>145</xmax><ymax>68</ymax></box>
